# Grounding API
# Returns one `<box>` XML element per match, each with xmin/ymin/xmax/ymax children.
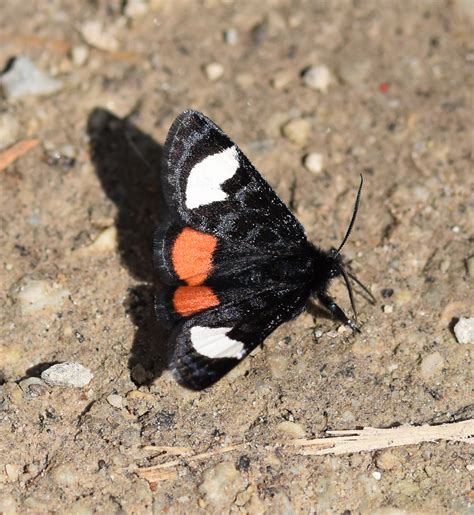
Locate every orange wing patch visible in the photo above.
<box><xmin>172</xmin><ymin>227</ymin><xmax>217</xmax><ymax>285</ymax></box>
<box><xmin>173</xmin><ymin>286</ymin><xmax>219</xmax><ymax>316</ymax></box>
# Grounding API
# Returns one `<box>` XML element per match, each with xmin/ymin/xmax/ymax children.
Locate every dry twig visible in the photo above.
<box><xmin>0</xmin><ymin>139</ymin><xmax>40</xmax><ymax>172</ymax></box>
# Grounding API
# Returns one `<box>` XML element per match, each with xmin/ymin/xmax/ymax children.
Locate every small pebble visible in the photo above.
<box><xmin>282</xmin><ymin>118</ymin><xmax>311</xmax><ymax>146</ymax></box>
<box><xmin>198</xmin><ymin>462</ymin><xmax>246</xmax><ymax>509</ymax></box>
<box><xmin>81</xmin><ymin>21</ymin><xmax>119</xmax><ymax>51</ymax></box>
<box><xmin>124</xmin><ymin>0</ymin><xmax>149</xmax><ymax>18</ymax></box>
<box><xmin>453</xmin><ymin>317</ymin><xmax>474</xmax><ymax>344</ymax></box>
<box><xmin>5</xmin><ymin>463</ymin><xmax>22</xmax><ymax>481</ymax></box>
<box><xmin>302</xmin><ymin>65</ymin><xmax>333</xmax><ymax>93</ymax></box>
<box><xmin>18</xmin><ymin>377</ymin><xmax>45</xmax><ymax>392</ymax></box>
<box><xmin>0</xmin><ymin>113</ymin><xmax>20</xmax><ymax>150</ymax></box>
<box><xmin>276</xmin><ymin>421</ymin><xmax>306</xmax><ymax>438</ymax></box>
<box><xmin>78</xmin><ymin>226</ymin><xmax>117</xmax><ymax>255</ymax></box>
<box><xmin>303</xmin><ymin>152</ymin><xmax>323</xmax><ymax>174</ymax></box>
<box><xmin>71</xmin><ymin>45</ymin><xmax>89</xmax><ymax>67</ymax></box>
<box><xmin>271</xmin><ymin>70</ymin><xmax>293</xmax><ymax>90</ymax></box>
<box><xmin>0</xmin><ymin>56</ymin><xmax>63</xmax><ymax>100</ymax></box>
<box><xmin>466</xmin><ymin>256</ymin><xmax>474</xmax><ymax>278</ymax></box>
<box><xmin>420</xmin><ymin>352</ymin><xmax>444</xmax><ymax>380</ymax></box>
<box><xmin>372</xmin><ymin>470</ymin><xmax>382</xmax><ymax>480</ymax></box>
<box><xmin>223</xmin><ymin>28</ymin><xmax>238</xmax><ymax>45</ymax></box>
<box><xmin>9</xmin><ymin>276</ymin><xmax>70</xmax><ymax>315</ymax></box>
<box><xmin>107</xmin><ymin>393</ymin><xmax>124</xmax><ymax>409</ymax></box>
<box><xmin>439</xmin><ymin>259</ymin><xmax>450</xmax><ymax>273</ymax></box>
<box><xmin>383</xmin><ymin>304</ymin><xmax>394</xmax><ymax>314</ymax></box>
<box><xmin>204</xmin><ymin>62</ymin><xmax>224</xmax><ymax>81</ymax></box>
<box><xmin>41</xmin><ymin>362</ymin><xmax>93</xmax><ymax>388</ymax></box>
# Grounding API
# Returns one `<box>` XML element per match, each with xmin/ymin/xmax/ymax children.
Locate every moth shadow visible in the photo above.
<box><xmin>87</xmin><ymin>108</ymin><xmax>170</xmax><ymax>384</ymax></box>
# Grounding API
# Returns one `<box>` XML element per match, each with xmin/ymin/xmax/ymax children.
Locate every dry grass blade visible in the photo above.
<box><xmin>135</xmin><ymin>443</ymin><xmax>247</xmax><ymax>479</ymax></box>
<box><xmin>142</xmin><ymin>445</ymin><xmax>193</xmax><ymax>456</ymax></box>
<box><xmin>0</xmin><ymin>139</ymin><xmax>40</xmax><ymax>172</ymax></box>
<box><xmin>284</xmin><ymin>419</ymin><xmax>474</xmax><ymax>455</ymax></box>
<box><xmin>186</xmin><ymin>443</ymin><xmax>247</xmax><ymax>463</ymax></box>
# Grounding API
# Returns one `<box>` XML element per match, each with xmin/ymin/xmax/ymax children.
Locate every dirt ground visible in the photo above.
<box><xmin>0</xmin><ymin>0</ymin><xmax>473</xmax><ymax>513</ymax></box>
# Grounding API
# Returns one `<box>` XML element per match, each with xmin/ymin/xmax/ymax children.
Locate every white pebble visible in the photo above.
<box><xmin>41</xmin><ymin>362</ymin><xmax>93</xmax><ymax>388</ymax></box>
<box><xmin>81</xmin><ymin>21</ymin><xmax>119</xmax><ymax>51</ymax></box>
<box><xmin>372</xmin><ymin>470</ymin><xmax>382</xmax><ymax>480</ymax></box>
<box><xmin>383</xmin><ymin>304</ymin><xmax>394</xmax><ymax>314</ymax></box>
<box><xmin>224</xmin><ymin>28</ymin><xmax>238</xmax><ymax>45</ymax></box>
<box><xmin>107</xmin><ymin>393</ymin><xmax>124</xmax><ymax>409</ymax></box>
<box><xmin>0</xmin><ymin>56</ymin><xmax>63</xmax><ymax>100</ymax></box>
<box><xmin>10</xmin><ymin>277</ymin><xmax>70</xmax><ymax>315</ymax></box>
<box><xmin>302</xmin><ymin>65</ymin><xmax>333</xmax><ymax>93</ymax></box>
<box><xmin>124</xmin><ymin>0</ymin><xmax>149</xmax><ymax>18</ymax></box>
<box><xmin>204</xmin><ymin>62</ymin><xmax>224</xmax><ymax>81</ymax></box>
<box><xmin>71</xmin><ymin>45</ymin><xmax>89</xmax><ymax>67</ymax></box>
<box><xmin>198</xmin><ymin>462</ymin><xmax>245</xmax><ymax>509</ymax></box>
<box><xmin>303</xmin><ymin>152</ymin><xmax>323</xmax><ymax>174</ymax></box>
<box><xmin>454</xmin><ymin>317</ymin><xmax>474</xmax><ymax>344</ymax></box>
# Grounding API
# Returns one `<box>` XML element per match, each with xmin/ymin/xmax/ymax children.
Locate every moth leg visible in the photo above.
<box><xmin>317</xmin><ymin>293</ymin><xmax>360</xmax><ymax>333</ymax></box>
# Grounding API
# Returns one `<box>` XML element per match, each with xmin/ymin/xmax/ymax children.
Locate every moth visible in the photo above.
<box><xmin>154</xmin><ymin>110</ymin><xmax>369</xmax><ymax>390</ymax></box>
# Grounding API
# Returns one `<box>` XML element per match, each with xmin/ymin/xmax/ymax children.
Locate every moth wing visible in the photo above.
<box><xmin>163</xmin><ymin>110</ymin><xmax>307</xmax><ymax>250</ymax></box>
<box><xmin>165</xmin><ymin>284</ymin><xmax>309</xmax><ymax>390</ymax></box>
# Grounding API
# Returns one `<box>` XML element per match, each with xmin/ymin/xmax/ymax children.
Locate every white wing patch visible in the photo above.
<box><xmin>190</xmin><ymin>326</ymin><xmax>245</xmax><ymax>359</ymax></box>
<box><xmin>185</xmin><ymin>146</ymin><xmax>239</xmax><ymax>209</ymax></box>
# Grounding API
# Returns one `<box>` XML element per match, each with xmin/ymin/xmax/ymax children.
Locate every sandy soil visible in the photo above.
<box><xmin>0</xmin><ymin>0</ymin><xmax>473</xmax><ymax>513</ymax></box>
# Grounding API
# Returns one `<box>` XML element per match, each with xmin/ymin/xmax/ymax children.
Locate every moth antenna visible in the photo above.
<box><xmin>337</xmin><ymin>264</ymin><xmax>358</xmax><ymax>322</ymax></box>
<box><xmin>336</xmin><ymin>174</ymin><xmax>364</xmax><ymax>255</ymax></box>
<box><xmin>347</xmin><ymin>271</ymin><xmax>376</xmax><ymax>305</ymax></box>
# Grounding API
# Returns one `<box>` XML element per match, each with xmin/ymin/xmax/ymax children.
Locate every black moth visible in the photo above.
<box><xmin>154</xmin><ymin>110</ymin><xmax>369</xmax><ymax>390</ymax></box>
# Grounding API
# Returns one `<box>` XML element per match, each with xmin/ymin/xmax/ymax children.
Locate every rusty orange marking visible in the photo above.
<box><xmin>172</xmin><ymin>227</ymin><xmax>217</xmax><ymax>285</ymax></box>
<box><xmin>173</xmin><ymin>286</ymin><xmax>219</xmax><ymax>316</ymax></box>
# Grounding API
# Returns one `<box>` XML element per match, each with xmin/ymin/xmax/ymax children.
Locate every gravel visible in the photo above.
<box><xmin>9</xmin><ymin>276</ymin><xmax>70</xmax><ymax>315</ymax></box>
<box><xmin>198</xmin><ymin>462</ymin><xmax>246</xmax><ymax>509</ymax></box>
<box><xmin>204</xmin><ymin>62</ymin><xmax>224</xmax><ymax>81</ymax></box>
<box><xmin>302</xmin><ymin>65</ymin><xmax>333</xmax><ymax>93</ymax></box>
<box><xmin>453</xmin><ymin>317</ymin><xmax>474</xmax><ymax>344</ymax></box>
<box><xmin>0</xmin><ymin>56</ymin><xmax>63</xmax><ymax>100</ymax></box>
<box><xmin>281</xmin><ymin>118</ymin><xmax>312</xmax><ymax>145</ymax></box>
<box><xmin>41</xmin><ymin>363</ymin><xmax>93</xmax><ymax>388</ymax></box>
<box><xmin>303</xmin><ymin>152</ymin><xmax>324</xmax><ymax>174</ymax></box>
